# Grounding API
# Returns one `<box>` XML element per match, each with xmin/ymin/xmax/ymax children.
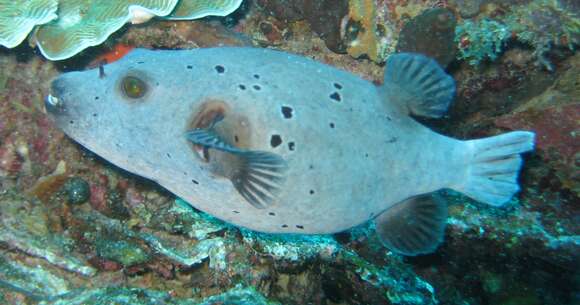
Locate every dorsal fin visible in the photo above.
<box><xmin>187</xmin><ymin>129</ymin><xmax>287</xmax><ymax>209</ymax></box>
<box><xmin>381</xmin><ymin>53</ymin><xmax>455</xmax><ymax>118</ymax></box>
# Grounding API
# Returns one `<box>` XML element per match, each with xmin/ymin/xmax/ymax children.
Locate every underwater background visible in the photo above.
<box><xmin>0</xmin><ymin>0</ymin><xmax>578</xmax><ymax>304</ymax></box>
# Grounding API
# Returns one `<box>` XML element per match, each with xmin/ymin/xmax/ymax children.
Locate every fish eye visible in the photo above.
<box><xmin>121</xmin><ymin>76</ymin><xmax>147</xmax><ymax>99</ymax></box>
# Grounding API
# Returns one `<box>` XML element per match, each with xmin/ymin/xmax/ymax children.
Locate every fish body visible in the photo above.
<box><xmin>46</xmin><ymin>48</ymin><xmax>534</xmax><ymax>255</ymax></box>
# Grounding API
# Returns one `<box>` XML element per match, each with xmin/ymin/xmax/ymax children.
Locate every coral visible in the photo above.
<box><xmin>95</xmin><ymin>238</ymin><xmax>151</xmax><ymax>267</ymax></box>
<box><xmin>241</xmin><ymin>230</ymin><xmax>339</xmax><ymax>262</ymax></box>
<box><xmin>0</xmin><ymin>134</ymin><xmax>25</xmax><ymax>178</ymax></box>
<box><xmin>33</xmin><ymin>0</ymin><xmax>179</xmax><ymax>61</ymax></box>
<box><xmin>450</xmin><ymin>0</ymin><xmax>484</xmax><ymax>18</ymax></box>
<box><xmin>0</xmin><ymin>0</ymin><xmax>57</xmax><ymax>48</ymax></box>
<box><xmin>340</xmin><ymin>250</ymin><xmax>437</xmax><ymax>305</ymax></box>
<box><xmin>0</xmin><ymin>252</ymin><xmax>71</xmax><ymax>301</ymax></box>
<box><xmin>496</xmin><ymin>104</ymin><xmax>579</xmax><ymax>194</ymax></box>
<box><xmin>451</xmin><ymin>0</ymin><xmax>579</xmax><ymax>68</ymax></box>
<box><xmin>303</xmin><ymin>0</ymin><xmax>350</xmax><ymax>53</ymax></box>
<box><xmin>455</xmin><ymin>18</ymin><xmax>511</xmax><ymax>65</ymax></box>
<box><xmin>492</xmin><ymin>53</ymin><xmax>579</xmax><ymax>194</ymax></box>
<box><xmin>344</xmin><ymin>0</ymin><xmax>450</xmax><ymax>62</ymax></box>
<box><xmin>37</xmin><ymin>285</ymin><xmax>278</xmax><ymax>305</ymax></box>
<box><xmin>0</xmin><ymin>0</ymin><xmax>246</xmax><ymax>60</ymax></box>
<box><xmin>345</xmin><ymin>0</ymin><xmax>380</xmax><ymax>61</ymax></box>
<box><xmin>256</xmin><ymin>0</ymin><xmax>351</xmax><ymax>53</ymax></box>
<box><xmin>0</xmin><ymin>191</ymin><xmax>96</xmax><ymax>276</ymax></box>
<box><xmin>506</xmin><ymin>0</ymin><xmax>579</xmax><ymax>70</ymax></box>
<box><xmin>396</xmin><ymin>7</ymin><xmax>457</xmax><ymax>67</ymax></box>
<box><xmin>195</xmin><ymin>284</ymin><xmax>281</xmax><ymax>305</ymax></box>
<box><xmin>168</xmin><ymin>0</ymin><xmax>243</xmax><ymax>20</ymax></box>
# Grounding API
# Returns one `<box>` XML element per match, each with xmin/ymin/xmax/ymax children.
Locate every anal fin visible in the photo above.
<box><xmin>187</xmin><ymin>129</ymin><xmax>287</xmax><ymax>209</ymax></box>
<box><xmin>375</xmin><ymin>194</ymin><xmax>447</xmax><ymax>256</ymax></box>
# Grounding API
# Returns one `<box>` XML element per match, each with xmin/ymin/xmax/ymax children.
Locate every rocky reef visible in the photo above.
<box><xmin>0</xmin><ymin>0</ymin><xmax>578</xmax><ymax>304</ymax></box>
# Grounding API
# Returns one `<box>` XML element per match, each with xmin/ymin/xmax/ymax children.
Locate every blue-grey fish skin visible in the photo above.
<box><xmin>45</xmin><ymin>48</ymin><xmax>532</xmax><ymax>236</ymax></box>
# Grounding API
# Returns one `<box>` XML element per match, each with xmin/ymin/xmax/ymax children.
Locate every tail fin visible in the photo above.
<box><xmin>457</xmin><ymin>131</ymin><xmax>535</xmax><ymax>206</ymax></box>
<box><xmin>382</xmin><ymin>53</ymin><xmax>456</xmax><ymax>118</ymax></box>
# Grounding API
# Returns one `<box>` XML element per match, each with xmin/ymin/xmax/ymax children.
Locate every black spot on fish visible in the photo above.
<box><xmin>309</xmin><ymin>165</ymin><xmax>314</xmax><ymax>170</ymax></box>
<box><xmin>239</xmin><ymin>84</ymin><xmax>246</xmax><ymax>90</ymax></box>
<box><xmin>69</xmin><ymin>120</ymin><xmax>74</xmax><ymax>124</ymax></box>
<box><xmin>387</xmin><ymin>137</ymin><xmax>398</xmax><ymax>143</ymax></box>
<box><xmin>281</xmin><ymin>224</ymin><xmax>288</xmax><ymax>228</ymax></box>
<box><xmin>365</xmin><ymin>153</ymin><xmax>369</xmax><ymax>158</ymax></box>
<box><xmin>186</xmin><ymin>65</ymin><xmax>193</xmax><ymax>69</ymax></box>
<box><xmin>330</xmin><ymin>92</ymin><xmax>341</xmax><ymax>102</ymax></box>
<box><xmin>166</xmin><ymin>153</ymin><xmax>171</xmax><ymax>159</ymax></box>
<box><xmin>94</xmin><ymin>96</ymin><xmax>99</xmax><ymax>100</ymax></box>
<box><xmin>253</xmin><ymin>85</ymin><xmax>261</xmax><ymax>91</ymax></box>
<box><xmin>233</xmin><ymin>210</ymin><xmax>240</xmax><ymax>214</ymax></box>
<box><xmin>288</xmin><ymin>142</ymin><xmax>295</xmax><ymax>151</ymax></box>
<box><xmin>253</xmin><ymin>74</ymin><xmax>260</xmax><ymax>79</ymax></box>
<box><xmin>281</xmin><ymin>106</ymin><xmax>293</xmax><ymax>119</ymax></box>
<box><xmin>269</xmin><ymin>212</ymin><xmax>276</xmax><ymax>216</ymax></box>
<box><xmin>270</xmin><ymin>135</ymin><xmax>282</xmax><ymax>148</ymax></box>
<box><xmin>329</xmin><ymin>122</ymin><xmax>335</xmax><ymax>128</ymax></box>
<box><xmin>192</xmin><ymin>179</ymin><xmax>199</xmax><ymax>185</ymax></box>
<box><xmin>334</xmin><ymin>83</ymin><xmax>343</xmax><ymax>89</ymax></box>
<box><xmin>137</xmin><ymin>61</ymin><xmax>145</xmax><ymax>64</ymax></box>
<box><xmin>296</xmin><ymin>225</ymin><xmax>304</xmax><ymax>229</ymax></box>
<box><xmin>309</xmin><ymin>190</ymin><xmax>315</xmax><ymax>195</ymax></box>
<box><xmin>215</xmin><ymin>65</ymin><xmax>225</xmax><ymax>73</ymax></box>
<box><xmin>92</xmin><ymin>113</ymin><xmax>97</xmax><ymax>117</ymax></box>
<box><xmin>234</xmin><ymin>135</ymin><xmax>239</xmax><ymax>143</ymax></box>
<box><xmin>386</xmin><ymin>116</ymin><xmax>392</xmax><ymax>121</ymax></box>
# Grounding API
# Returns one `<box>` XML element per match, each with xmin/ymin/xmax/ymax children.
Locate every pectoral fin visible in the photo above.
<box><xmin>375</xmin><ymin>194</ymin><xmax>447</xmax><ymax>256</ymax></box>
<box><xmin>187</xmin><ymin>129</ymin><xmax>287</xmax><ymax>209</ymax></box>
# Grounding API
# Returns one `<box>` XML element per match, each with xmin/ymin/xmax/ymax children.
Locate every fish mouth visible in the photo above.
<box><xmin>45</xmin><ymin>94</ymin><xmax>60</xmax><ymax>107</ymax></box>
<box><xmin>45</xmin><ymin>77</ymin><xmax>69</xmax><ymax>115</ymax></box>
<box><xmin>44</xmin><ymin>93</ymin><xmax>65</xmax><ymax>115</ymax></box>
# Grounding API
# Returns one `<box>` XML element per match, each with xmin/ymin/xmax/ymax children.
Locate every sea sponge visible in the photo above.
<box><xmin>0</xmin><ymin>0</ymin><xmax>58</xmax><ymax>48</ymax></box>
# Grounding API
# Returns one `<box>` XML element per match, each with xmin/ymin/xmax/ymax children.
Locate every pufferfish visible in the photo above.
<box><xmin>45</xmin><ymin>48</ymin><xmax>535</xmax><ymax>255</ymax></box>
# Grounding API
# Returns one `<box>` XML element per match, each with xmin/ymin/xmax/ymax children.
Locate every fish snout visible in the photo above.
<box><xmin>45</xmin><ymin>77</ymin><xmax>68</xmax><ymax>115</ymax></box>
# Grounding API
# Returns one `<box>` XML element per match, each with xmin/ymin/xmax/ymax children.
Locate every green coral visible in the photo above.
<box><xmin>0</xmin><ymin>0</ymin><xmax>57</xmax><ymax>48</ymax></box>
<box><xmin>169</xmin><ymin>0</ymin><xmax>243</xmax><ymax>20</ymax></box>
<box><xmin>34</xmin><ymin>0</ymin><xmax>179</xmax><ymax>61</ymax></box>
<box><xmin>1</xmin><ymin>0</ymin><xmax>243</xmax><ymax>60</ymax></box>
<box><xmin>455</xmin><ymin>19</ymin><xmax>511</xmax><ymax>65</ymax></box>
